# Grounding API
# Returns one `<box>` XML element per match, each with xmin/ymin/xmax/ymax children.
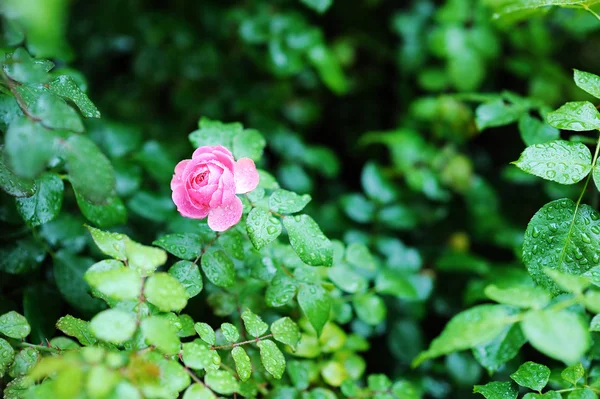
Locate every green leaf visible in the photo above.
<box><xmin>178</xmin><ymin>315</ymin><xmax>196</xmax><ymax>338</ymax></box>
<box><xmin>562</xmin><ymin>363</ymin><xmax>585</xmax><ymax>385</ymax></box>
<box><xmin>204</xmin><ymin>370</ymin><xmax>238</xmax><ymax>395</ymax></box>
<box><xmin>221</xmin><ymin>323</ymin><xmax>240</xmax><ymax>343</ymax></box>
<box><xmin>124</xmin><ymin>240</ymin><xmax>167</xmax><ymax>276</ymax></box>
<box><xmin>0</xmin><ymin>237</ymin><xmax>46</xmax><ymax>275</ymax></box>
<box><xmin>266</xmin><ymin>272</ymin><xmax>298</xmax><ymax>307</ymax></box>
<box><xmin>84</xmin><ymin>260</ymin><xmax>142</xmax><ymax>301</ymax></box>
<box><xmin>153</xmin><ymin>233</ymin><xmax>202</xmax><ymax>260</ymax></box>
<box><xmin>574</xmin><ymin>69</ymin><xmax>600</xmax><ymax>99</ymax></box>
<box><xmin>269</xmin><ymin>189</ymin><xmax>311</xmax><ymax>214</ymax></box>
<box><xmin>510</xmin><ymin>361</ymin><xmax>551</xmax><ymax>391</ymax></box>
<box><xmin>0</xmin><ymin>154</ymin><xmax>36</xmax><ymax>197</ymax></box>
<box><xmin>518</xmin><ymin>114</ymin><xmax>560</xmax><ymax>146</ymax></box>
<box><xmin>0</xmin><ymin>311</ymin><xmax>30</xmax><ymax>339</ymax></box>
<box><xmin>299</xmin><ymin>0</ymin><xmax>333</xmax><ymax>13</ymax></box>
<box><xmin>361</xmin><ymin>162</ymin><xmax>398</xmax><ymax>204</ymax></box>
<box><xmin>182</xmin><ymin>341</ymin><xmax>221</xmax><ymax>371</ymax></box>
<box><xmin>0</xmin><ymin>338</ymin><xmax>15</xmax><ymax>377</ymax></box>
<box><xmin>15</xmin><ymin>172</ymin><xmax>63</xmax><ymax>227</ymax></box>
<box><xmin>48</xmin><ymin>75</ymin><xmax>100</xmax><ymax>118</ymax></box>
<box><xmin>473</xmin><ymin>324</ymin><xmax>527</xmax><ymax>374</ymax></box>
<box><xmin>5</xmin><ymin>117</ymin><xmax>56</xmax><ymax>179</ymax></box>
<box><xmin>74</xmin><ymin>190</ymin><xmax>126</xmax><ymax>228</ymax></box>
<box><xmin>9</xmin><ymin>347</ymin><xmax>39</xmax><ymax>378</ymax></box>
<box><xmin>189</xmin><ymin>118</ymin><xmax>242</xmax><ymax>149</ymax></box>
<box><xmin>568</xmin><ymin>389</ymin><xmax>597</xmax><ymax>399</ymax></box>
<box><xmin>473</xmin><ymin>381</ymin><xmax>518</xmax><ymax>399</ymax></box>
<box><xmin>475</xmin><ymin>99</ymin><xmax>521</xmax><ymax>131</ymax></box>
<box><xmin>232</xmin><ymin>129</ymin><xmax>266</xmax><ymax>161</ymax></box>
<box><xmin>63</xmin><ymin>134</ymin><xmax>115</xmax><ymax>204</ymax></box>
<box><xmin>346</xmin><ymin>243</ymin><xmax>376</xmax><ymax>271</ymax></box>
<box><xmin>298</xmin><ymin>283</ymin><xmax>331</xmax><ymax>336</ymax></box>
<box><xmin>241</xmin><ymin>308</ymin><xmax>269</xmax><ymax>338</ymax></box>
<box><xmin>3</xmin><ymin>48</ymin><xmax>52</xmax><ymax>83</ymax></box>
<box><xmin>169</xmin><ymin>260</ymin><xmax>203</xmax><ymax>298</ymax></box>
<box><xmin>308</xmin><ymin>44</ymin><xmax>349</xmax><ymax>94</ymax></box>
<box><xmin>182</xmin><ymin>384</ymin><xmax>217</xmax><ymax>399</ymax></box>
<box><xmin>328</xmin><ymin>265</ymin><xmax>368</xmax><ymax>294</ymax></box>
<box><xmin>522</xmin><ymin>309</ymin><xmax>590</xmax><ymax>364</ymax></box>
<box><xmin>257</xmin><ymin>339</ymin><xmax>286</xmax><ymax>379</ymax></box>
<box><xmin>141</xmin><ymin>316</ymin><xmax>181</xmax><ymax>355</ymax></box>
<box><xmin>353</xmin><ymin>293</ymin><xmax>386</xmax><ymax>325</ymax></box>
<box><xmin>512</xmin><ymin>140</ymin><xmax>592</xmax><ymax>184</ymax></box>
<box><xmin>85</xmin><ymin>226</ymin><xmax>128</xmax><ymax>260</ymax></box>
<box><xmin>56</xmin><ymin>315</ymin><xmax>97</xmax><ymax>346</ymax></box>
<box><xmin>247</xmin><ymin>208</ymin><xmax>282</xmax><ymax>250</ymax></box>
<box><xmin>90</xmin><ymin>308</ymin><xmax>136</xmax><ymax>344</ymax></box>
<box><xmin>31</xmin><ymin>93</ymin><xmax>84</xmax><ymax>132</ymax></box>
<box><xmin>522</xmin><ymin>198</ymin><xmax>600</xmax><ymax>294</ymax></box>
<box><xmin>218</xmin><ymin>230</ymin><xmax>244</xmax><ymax>260</ymax></box>
<box><xmin>414</xmin><ymin>305</ymin><xmax>516</xmax><ymax>366</ymax></box>
<box><xmin>547</xmin><ymin>101</ymin><xmax>600</xmax><ymax>131</ymax></box>
<box><xmin>232</xmin><ymin>346</ymin><xmax>252</xmax><ymax>381</ymax></box>
<box><xmin>54</xmin><ymin>250</ymin><xmax>104</xmax><ymax>313</ymax></box>
<box><xmin>145</xmin><ymin>272</ymin><xmax>188</xmax><ymax>312</ymax></box>
<box><xmin>545</xmin><ymin>268</ymin><xmax>591</xmax><ymax>294</ymax></box>
<box><xmin>200</xmin><ymin>249</ymin><xmax>235</xmax><ymax>287</ymax></box>
<box><xmin>194</xmin><ymin>323</ymin><xmax>215</xmax><ymax>346</ymax></box>
<box><xmin>271</xmin><ymin>317</ymin><xmax>301</xmax><ymax>350</ymax></box>
<box><xmin>484</xmin><ymin>284</ymin><xmax>551</xmax><ymax>308</ymax></box>
<box><xmin>284</xmin><ymin>214</ymin><xmax>333</xmax><ymax>267</ymax></box>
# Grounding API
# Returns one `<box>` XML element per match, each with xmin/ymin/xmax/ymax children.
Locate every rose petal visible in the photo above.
<box><xmin>210</xmin><ymin>168</ymin><xmax>236</xmax><ymax>208</ymax></box>
<box><xmin>171</xmin><ymin>159</ymin><xmax>190</xmax><ymax>190</ymax></box>
<box><xmin>192</xmin><ymin>146</ymin><xmax>234</xmax><ymax>170</ymax></box>
<box><xmin>234</xmin><ymin>158</ymin><xmax>259</xmax><ymax>194</ymax></box>
<box><xmin>188</xmin><ymin>183</ymin><xmax>219</xmax><ymax>207</ymax></box>
<box><xmin>173</xmin><ymin>187</ymin><xmax>209</xmax><ymax>219</ymax></box>
<box><xmin>207</xmin><ymin>196</ymin><xmax>243</xmax><ymax>232</ymax></box>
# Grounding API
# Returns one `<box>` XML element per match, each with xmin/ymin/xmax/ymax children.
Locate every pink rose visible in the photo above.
<box><xmin>171</xmin><ymin>145</ymin><xmax>259</xmax><ymax>231</ymax></box>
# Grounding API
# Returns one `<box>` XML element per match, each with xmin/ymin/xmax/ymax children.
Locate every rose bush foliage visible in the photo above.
<box><xmin>4</xmin><ymin>0</ymin><xmax>600</xmax><ymax>398</ymax></box>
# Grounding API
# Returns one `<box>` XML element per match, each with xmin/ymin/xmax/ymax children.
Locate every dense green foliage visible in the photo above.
<box><xmin>6</xmin><ymin>0</ymin><xmax>600</xmax><ymax>398</ymax></box>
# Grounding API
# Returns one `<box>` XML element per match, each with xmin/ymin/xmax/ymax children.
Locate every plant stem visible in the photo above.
<box><xmin>18</xmin><ymin>341</ymin><xmax>61</xmax><ymax>354</ymax></box>
<box><xmin>210</xmin><ymin>334</ymin><xmax>274</xmax><ymax>350</ymax></box>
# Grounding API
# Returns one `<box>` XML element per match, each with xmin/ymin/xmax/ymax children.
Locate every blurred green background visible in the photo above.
<box><xmin>4</xmin><ymin>0</ymin><xmax>600</xmax><ymax>397</ymax></box>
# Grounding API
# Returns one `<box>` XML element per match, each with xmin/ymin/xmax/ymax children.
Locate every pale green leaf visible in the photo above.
<box><xmin>221</xmin><ymin>323</ymin><xmax>239</xmax><ymax>343</ymax></box>
<box><xmin>90</xmin><ymin>309</ymin><xmax>136</xmax><ymax>344</ymax></box>
<box><xmin>84</xmin><ymin>260</ymin><xmax>142</xmax><ymax>301</ymax></box>
<box><xmin>182</xmin><ymin>341</ymin><xmax>221</xmax><ymax>371</ymax></box>
<box><xmin>145</xmin><ymin>272</ymin><xmax>188</xmax><ymax>312</ymax></box>
<box><xmin>194</xmin><ymin>323</ymin><xmax>215</xmax><ymax>346</ymax></box>
<box><xmin>241</xmin><ymin>308</ymin><xmax>268</xmax><ymax>338</ymax></box>
<box><xmin>257</xmin><ymin>339</ymin><xmax>286</xmax><ymax>379</ymax></box>
<box><xmin>48</xmin><ymin>75</ymin><xmax>100</xmax><ymax>118</ymax></box>
<box><xmin>473</xmin><ymin>381</ymin><xmax>517</xmax><ymax>399</ymax></box>
<box><xmin>232</xmin><ymin>346</ymin><xmax>252</xmax><ymax>381</ymax></box>
<box><xmin>271</xmin><ymin>317</ymin><xmax>301</xmax><ymax>350</ymax></box>
<box><xmin>512</xmin><ymin>140</ymin><xmax>591</xmax><ymax>184</ymax></box>
<box><xmin>547</xmin><ymin>101</ymin><xmax>600</xmax><ymax>131</ymax></box>
<box><xmin>484</xmin><ymin>284</ymin><xmax>551</xmax><ymax>308</ymax></box>
<box><xmin>204</xmin><ymin>370</ymin><xmax>238</xmax><ymax>395</ymax></box>
<box><xmin>522</xmin><ymin>309</ymin><xmax>590</xmax><ymax>365</ymax></box>
<box><xmin>141</xmin><ymin>316</ymin><xmax>181</xmax><ymax>356</ymax></box>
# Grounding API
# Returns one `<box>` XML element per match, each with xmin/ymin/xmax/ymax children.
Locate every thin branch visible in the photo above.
<box><xmin>210</xmin><ymin>334</ymin><xmax>274</xmax><ymax>350</ymax></box>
